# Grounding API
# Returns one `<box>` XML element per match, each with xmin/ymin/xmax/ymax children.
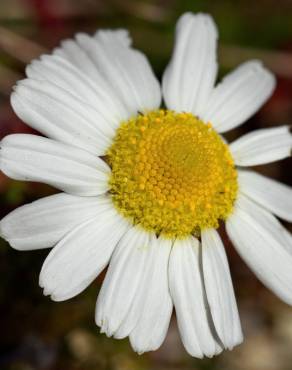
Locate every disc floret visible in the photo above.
<box><xmin>107</xmin><ymin>110</ymin><xmax>238</xmax><ymax>239</ymax></box>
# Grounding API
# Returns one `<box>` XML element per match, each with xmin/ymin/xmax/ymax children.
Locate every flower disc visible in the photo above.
<box><xmin>107</xmin><ymin>110</ymin><xmax>238</xmax><ymax>238</ymax></box>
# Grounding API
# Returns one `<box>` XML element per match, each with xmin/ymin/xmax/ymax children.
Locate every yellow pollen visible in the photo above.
<box><xmin>107</xmin><ymin>110</ymin><xmax>238</xmax><ymax>239</ymax></box>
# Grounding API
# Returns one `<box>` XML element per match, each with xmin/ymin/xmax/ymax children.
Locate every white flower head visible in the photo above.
<box><xmin>1</xmin><ymin>12</ymin><xmax>292</xmax><ymax>357</ymax></box>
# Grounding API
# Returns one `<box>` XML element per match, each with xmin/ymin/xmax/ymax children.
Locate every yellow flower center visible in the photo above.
<box><xmin>107</xmin><ymin>110</ymin><xmax>238</xmax><ymax>239</ymax></box>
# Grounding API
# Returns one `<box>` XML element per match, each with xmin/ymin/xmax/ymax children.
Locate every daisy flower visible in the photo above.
<box><xmin>1</xmin><ymin>12</ymin><xmax>292</xmax><ymax>357</ymax></box>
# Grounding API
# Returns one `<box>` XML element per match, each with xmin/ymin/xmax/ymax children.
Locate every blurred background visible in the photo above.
<box><xmin>0</xmin><ymin>0</ymin><xmax>292</xmax><ymax>369</ymax></box>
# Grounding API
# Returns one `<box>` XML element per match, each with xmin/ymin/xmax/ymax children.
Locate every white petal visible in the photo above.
<box><xmin>230</xmin><ymin>126</ymin><xmax>291</xmax><ymax>166</ymax></box>
<box><xmin>163</xmin><ymin>12</ymin><xmax>218</xmax><ymax>115</ymax></box>
<box><xmin>238</xmin><ymin>170</ymin><xmax>292</xmax><ymax>222</ymax></box>
<box><xmin>0</xmin><ymin>134</ymin><xmax>109</xmax><ymax>196</ymax></box>
<box><xmin>96</xmin><ymin>226</ymin><xmax>150</xmax><ymax>336</ymax></box>
<box><xmin>95</xmin><ymin>29</ymin><xmax>132</xmax><ymax>47</ymax></box>
<box><xmin>0</xmin><ymin>193</ymin><xmax>108</xmax><ymax>250</ymax></box>
<box><xmin>56</xmin><ymin>30</ymin><xmax>161</xmax><ymax>117</ymax></box>
<box><xmin>11</xmin><ymin>78</ymin><xmax>113</xmax><ymax>155</ymax></box>
<box><xmin>96</xmin><ymin>229</ymin><xmax>173</xmax><ymax>353</ymax></box>
<box><xmin>54</xmin><ymin>39</ymin><xmax>105</xmax><ymax>82</ymax></box>
<box><xmin>226</xmin><ymin>193</ymin><xmax>292</xmax><ymax>305</ymax></box>
<box><xmin>129</xmin><ymin>236</ymin><xmax>173</xmax><ymax>354</ymax></box>
<box><xmin>169</xmin><ymin>237</ymin><xmax>222</xmax><ymax>358</ymax></box>
<box><xmin>54</xmin><ymin>29</ymin><xmax>131</xmax><ymax>84</ymax></box>
<box><xmin>201</xmin><ymin>229</ymin><xmax>243</xmax><ymax>349</ymax></box>
<box><xmin>26</xmin><ymin>54</ymin><xmax>128</xmax><ymax>128</ymax></box>
<box><xmin>201</xmin><ymin>61</ymin><xmax>276</xmax><ymax>133</ymax></box>
<box><xmin>231</xmin><ymin>192</ymin><xmax>292</xmax><ymax>256</ymax></box>
<box><xmin>39</xmin><ymin>200</ymin><xmax>130</xmax><ymax>301</ymax></box>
